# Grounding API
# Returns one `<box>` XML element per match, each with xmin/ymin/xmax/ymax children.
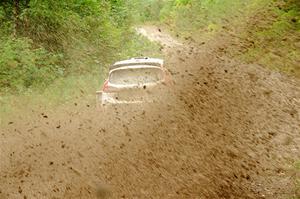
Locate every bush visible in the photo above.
<box><xmin>0</xmin><ymin>0</ymin><xmax>145</xmax><ymax>93</ymax></box>
<box><xmin>0</xmin><ymin>37</ymin><xmax>63</xmax><ymax>92</ymax></box>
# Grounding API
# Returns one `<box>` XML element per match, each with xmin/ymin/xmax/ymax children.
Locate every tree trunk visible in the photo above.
<box><xmin>13</xmin><ymin>0</ymin><xmax>20</xmax><ymax>37</ymax></box>
<box><xmin>25</xmin><ymin>0</ymin><xmax>30</xmax><ymax>8</ymax></box>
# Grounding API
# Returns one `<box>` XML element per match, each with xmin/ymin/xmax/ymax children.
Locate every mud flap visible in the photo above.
<box><xmin>96</xmin><ymin>91</ymin><xmax>103</xmax><ymax>109</ymax></box>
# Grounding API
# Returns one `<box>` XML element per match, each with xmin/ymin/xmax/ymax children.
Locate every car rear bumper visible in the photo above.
<box><xmin>96</xmin><ymin>91</ymin><xmax>148</xmax><ymax>106</ymax></box>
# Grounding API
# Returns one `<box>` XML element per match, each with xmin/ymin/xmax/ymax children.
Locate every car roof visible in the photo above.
<box><xmin>110</xmin><ymin>57</ymin><xmax>163</xmax><ymax>70</ymax></box>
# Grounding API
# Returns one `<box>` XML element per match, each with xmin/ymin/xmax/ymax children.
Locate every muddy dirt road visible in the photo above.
<box><xmin>1</xmin><ymin>26</ymin><xmax>300</xmax><ymax>199</ymax></box>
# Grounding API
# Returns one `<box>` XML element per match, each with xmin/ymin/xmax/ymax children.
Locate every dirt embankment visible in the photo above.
<box><xmin>0</xmin><ymin>26</ymin><xmax>299</xmax><ymax>199</ymax></box>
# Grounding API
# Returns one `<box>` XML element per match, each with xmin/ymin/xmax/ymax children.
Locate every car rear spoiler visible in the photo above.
<box><xmin>109</xmin><ymin>62</ymin><xmax>163</xmax><ymax>70</ymax></box>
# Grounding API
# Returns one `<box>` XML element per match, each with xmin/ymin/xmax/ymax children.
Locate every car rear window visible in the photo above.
<box><xmin>109</xmin><ymin>67</ymin><xmax>164</xmax><ymax>85</ymax></box>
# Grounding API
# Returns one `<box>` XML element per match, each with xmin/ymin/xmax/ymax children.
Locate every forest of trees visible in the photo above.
<box><xmin>0</xmin><ymin>0</ymin><xmax>136</xmax><ymax>93</ymax></box>
<box><xmin>0</xmin><ymin>0</ymin><xmax>299</xmax><ymax>93</ymax></box>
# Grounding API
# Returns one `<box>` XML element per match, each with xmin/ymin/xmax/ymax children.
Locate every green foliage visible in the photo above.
<box><xmin>295</xmin><ymin>161</ymin><xmax>300</xmax><ymax>170</ymax></box>
<box><xmin>240</xmin><ymin>0</ymin><xmax>300</xmax><ymax>77</ymax></box>
<box><xmin>0</xmin><ymin>6</ymin><xmax>4</xmax><ymax>19</ymax></box>
<box><xmin>141</xmin><ymin>0</ymin><xmax>299</xmax><ymax>78</ymax></box>
<box><xmin>135</xmin><ymin>0</ymin><xmax>249</xmax><ymax>31</ymax></box>
<box><xmin>0</xmin><ymin>0</ymin><xmax>154</xmax><ymax>94</ymax></box>
<box><xmin>175</xmin><ymin>0</ymin><xmax>191</xmax><ymax>6</ymax></box>
<box><xmin>129</xmin><ymin>0</ymin><xmax>168</xmax><ymax>22</ymax></box>
<box><xmin>292</xmin><ymin>160</ymin><xmax>300</xmax><ymax>198</ymax></box>
<box><xmin>0</xmin><ymin>37</ymin><xmax>62</xmax><ymax>92</ymax></box>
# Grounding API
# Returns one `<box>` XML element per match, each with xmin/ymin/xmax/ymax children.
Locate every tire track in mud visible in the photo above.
<box><xmin>0</xmin><ymin>26</ymin><xmax>299</xmax><ymax>199</ymax></box>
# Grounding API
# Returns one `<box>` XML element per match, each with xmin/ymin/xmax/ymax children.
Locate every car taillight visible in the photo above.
<box><xmin>102</xmin><ymin>80</ymin><xmax>109</xmax><ymax>91</ymax></box>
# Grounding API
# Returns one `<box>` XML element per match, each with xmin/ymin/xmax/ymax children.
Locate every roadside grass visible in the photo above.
<box><xmin>158</xmin><ymin>0</ymin><xmax>251</xmax><ymax>41</ymax></box>
<box><xmin>0</xmin><ymin>33</ymin><xmax>161</xmax><ymax>125</ymax></box>
<box><xmin>0</xmin><ymin>73</ymin><xmax>99</xmax><ymax>125</ymax></box>
<box><xmin>291</xmin><ymin>160</ymin><xmax>300</xmax><ymax>198</ymax></box>
<box><xmin>148</xmin><ymin>0</ymin><xmax>299</xmax><ymax>78</ymax></box>
<box><xmin>238</xmin><ymin>0</ymin><xmax>300</xmax><ymax>78</ymax></box>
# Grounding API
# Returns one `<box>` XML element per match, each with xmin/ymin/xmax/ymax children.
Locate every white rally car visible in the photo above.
<box><xmin>96</xmin><ymin>57</ymin><xmax>172</xmax><ymax>106</ymax></box>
